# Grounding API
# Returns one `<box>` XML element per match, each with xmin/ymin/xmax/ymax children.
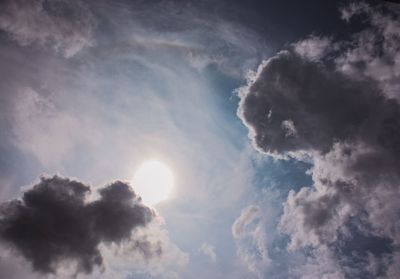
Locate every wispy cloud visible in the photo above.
<box><xmin>0</xmin><ymin>0</ymin><xmax>95</xmax><ymax>57</ymax></box>
<box><xmin>199</xmin><ymin>242</ymin><xmax>217</xmax><ymax>263</ymax></box>
<box><xmin>232</xmin><ymin>205</ymin><xmax>270</xmax><ymax>277</ymax></box>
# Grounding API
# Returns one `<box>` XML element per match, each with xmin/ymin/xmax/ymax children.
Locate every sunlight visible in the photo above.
<box><xmin>133</xmin><ymin>160</ymin><xmax>174</xmax><ymax>205</ymax></box>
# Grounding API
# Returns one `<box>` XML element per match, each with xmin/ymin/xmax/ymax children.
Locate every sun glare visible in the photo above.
<box><xmin>133</xmin><ymin>160</ymin><xmax>174</xmax><ymax>205</ymax></box>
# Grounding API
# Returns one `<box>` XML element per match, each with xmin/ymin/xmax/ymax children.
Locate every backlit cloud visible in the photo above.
<box><xmin>238</xmin><ymin>2</ymin><xmax>400</xmax><ymax>277</ymax></box>
<box><xmin>0</xmin><ymin>176</ymin><xmax>156</xmax><ymax>275</ymax></box>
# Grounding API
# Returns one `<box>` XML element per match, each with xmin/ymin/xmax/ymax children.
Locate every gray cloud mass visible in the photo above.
<box><xmin>238</xmin><ymin>50</ymin><xmax>395</xmax><ymax>156</ymax></box>
<box><xmin>0</xmin><ymin>176</ymin><xmax>156</xmax><ymax>275</ymax></box>
<box><xmin>238</xmin><ymin>2</ymin><xmax>400</xmax><ymax>278</ymax></box>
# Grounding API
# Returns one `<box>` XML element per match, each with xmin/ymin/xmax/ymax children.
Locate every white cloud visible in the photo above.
<box><xmin>199</xmin><ymin>242</ymin><xmax>217</xmax><ymax>263</ymax></box>
<box><xmin>336</xmin><ymin>2</ymin><xmax>400</xmax><ymax>99</ymax></box>
<box><xmin>281</xmin><ymin>119</ymin><xmax>298</xmax><ymax>138</ymax></box>
<box><xmin>232</xmin><ymin>205</ymin><xmax>270</xmax><ymax>278</ymax></box>
<box><xmin>293</xmin><ymin>36</ymin><xmax>333</xmax><ymax>61</ymax></box>
<box><xmin>101</xmin><ymin>221</ymin><xmax>189</xmax><ymax>279</ymax></box>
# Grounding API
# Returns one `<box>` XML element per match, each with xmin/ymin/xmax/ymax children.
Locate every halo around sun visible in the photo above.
<box><xmin>132</xmin><ymin>160</ymin><xmax>174</xmax><ymax>205</ymax></box>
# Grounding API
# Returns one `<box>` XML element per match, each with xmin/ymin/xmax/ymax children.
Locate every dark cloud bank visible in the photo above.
<box><xmin>0</xmin><ymin>176</ymin><xmax>157</xmax><ymax>275</ymax></box>
<box><xmin>238</xmin><ymin>2</ymin><xmax>400</xmax><ymax>278</ymax></box>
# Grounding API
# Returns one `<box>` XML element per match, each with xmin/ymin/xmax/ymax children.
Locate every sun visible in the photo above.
<box><xmin>132</xmin><ymin>160</ymin><xmax>174</xmax><ymax>205</ymax></box>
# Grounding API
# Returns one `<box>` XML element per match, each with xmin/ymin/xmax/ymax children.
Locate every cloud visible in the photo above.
<box><xmin>237</xmin><ymin>2</ymin><xmax>400</xmax><ymax>277</ymax></box>
<box><xmin>339</xmin><ymin>2</ymin><xmax>372</xmax><ymax>22</ymax></box>
<box><xmin>232</xmin><ymin>205</ymin><xmax>270</xmax><ymax>278</ymax></box>
<box><xmin>336</xmin><ymin>2</ymin><xmax>400</xmax><ymax>99</ymax></box>
<box><xmin>238</xmin><ymin>50</ymin><xmax>386</xmax><ymax>156</ymax></box>
<box><xmin>199</xmin><ymin>242</ymin><xmax>217</xmax><ymax>263</ymax></box>
<box><xmin>88</xmin><ymin>0</ymin><xmax>267</xmax><ymax>77</ymax></box>
<box><xmin>291</xmin><ymin>247</ymin><xmax>345</xmax><ymax>279</ymax></box>
<box><xmin>0</xmin><ymin>0</ymin><xmax>95</xmax><ymax>57</ymax></box>
<box><xmin>11</xmin><ymin>87</ymin><xmax>86</xmax><ymax>167</ymax></box>
<box><xmin>293</xmin><ymin>36</ymin><xmax>333</xmax><ymax>61</ymax></box>
<box><xmin>0</xmin><ymin>175</ymin><xmax>156</xmax><ymax>275</ymax></box>
<box><xmin>101</xmin><ymin>222</ymin><xmax>189</xmax><ymax>279</ymax></box>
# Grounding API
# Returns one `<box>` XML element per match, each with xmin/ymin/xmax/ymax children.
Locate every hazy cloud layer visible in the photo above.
<box><xmin>0</xmin><ymin>0</ymin><xmax>95</xmax><ymax>57</ymax></box>
<box><xmin>11</xmin><ymin>87</ymin><xmax>86</xmax><ymax>167</ymax></box>
<box><xmin>238</xmin><ymin>2</ymin><xmax>400</xmax><ymax>278</ymax></box>
<box><xmin>0</xmin><ymin>1</ymin><xmax>261</xmax><ymax>276</ymax></box>
<box><xmin>0</xmin><ymin>176</ymin><xmax>156</xmax><ymax>275</ymax></box>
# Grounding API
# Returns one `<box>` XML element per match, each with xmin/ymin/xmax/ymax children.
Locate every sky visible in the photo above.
<box><xmin>0</xmin><ymin>0</ymin><xmax>399</xmax><ymax>278</ymax></box>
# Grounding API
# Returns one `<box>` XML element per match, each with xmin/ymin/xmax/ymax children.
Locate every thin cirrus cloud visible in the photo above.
<box><xmin>0</xmin><ymin>0</ymin><xmax>263</xmax><ymax>278</ymax></box>
<box><xmin>237</xmin><ymin>2</ymin><xmax>400</xmax><ymax>278</ymax></box>
<box><xmin>232</xmin><ymin>205</ymin><xmax>270</xmax><ymax>278</ymax></box>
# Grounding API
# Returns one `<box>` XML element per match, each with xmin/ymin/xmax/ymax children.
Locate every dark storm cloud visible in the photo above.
<box><xmin>0</xmin><ymin>176</ymin><xmax>156</xmax><ymax>275</ymax></box>
<box><xmin>0</xmin><ymin>0</ymin><xmax>95</xmax><ymax>57</ymax></box>
<box><xmin>238</xmin><ymin>2</ymin><xmax>400</xmax><ymax>278</ymax></box>
<box><xmin>238</xmin><ymin>50</ymin><xmax>393</xmax><ymax>155</ymax></box>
